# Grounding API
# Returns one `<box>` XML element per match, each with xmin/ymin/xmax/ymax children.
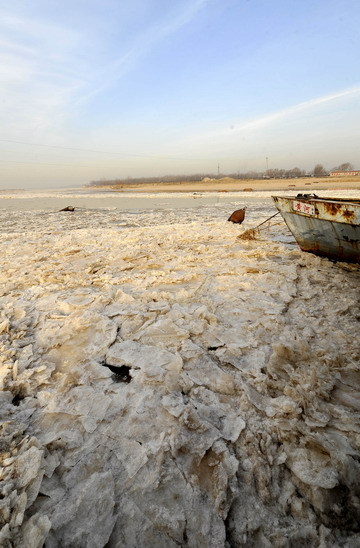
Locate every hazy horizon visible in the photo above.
<box><xmin>1</xmin><ymin>0</ymin><xmax>359</xmax><ymax>189</ymax></box>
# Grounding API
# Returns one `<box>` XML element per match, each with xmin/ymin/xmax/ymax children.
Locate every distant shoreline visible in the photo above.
<box><xmin>88</xmin><ymin>176</ymin><xmax>360</xmax><ymax>194</ymax></box>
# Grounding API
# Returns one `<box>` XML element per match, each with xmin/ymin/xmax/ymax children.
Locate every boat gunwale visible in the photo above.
<box><xmin>272</xmin><ymin>195</ymin><xmax>360</xmax><ymax>205</ymax></box>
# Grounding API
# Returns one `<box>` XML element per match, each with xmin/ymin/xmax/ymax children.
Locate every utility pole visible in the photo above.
<box><xmin>266</xmin><ymin>157</ymin><xmax>269</xmax><ymax>171</ymax></box>
<box><xmin>217</xmin><ymin>163</ymin><xmax>220</xmax><ymax>177</ymax></box>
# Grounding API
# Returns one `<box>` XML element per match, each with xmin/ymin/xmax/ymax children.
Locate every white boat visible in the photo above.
<box><xmin>272</xmin><ymin>194</ymin><xmax>360</xmax><ymax>263</ymax></box>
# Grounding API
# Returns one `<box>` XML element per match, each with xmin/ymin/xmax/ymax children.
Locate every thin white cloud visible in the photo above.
<box><xmin>0</xmin><ymin>2</ymin><xmax>211</xmax><ymax>135</ymax></box>
<box><xmin>233</xmin><ymin>86</ymin><xmax>360</xmax><ymax>133</ymax></box>
<box><xmin>0</xmin><ymin>13</ymin><xmax>80</xmax><ymax>51</ymax></box>
<box><xmin>0</xmin><ymin>12</ymin><xmax>90</xmax><ymax>139</ymax></box>
<box><xmin>181</xmin><ymin>86</ymin><xmax>360</xmax><ymax>146</ymax></box>
<box><xmin>152</xmin><ymin>0</ymin><xmax>211</xmax><ymax>37</ymax></box>
<box><xmin>0</xmin><ymin>38</ymin><xmax>37</xmax><ymax>56</ymax></box>
<box><xmin>74</xmin><ymin>0</ymin><xmax>211</xmax><ymax>105</ymax></box>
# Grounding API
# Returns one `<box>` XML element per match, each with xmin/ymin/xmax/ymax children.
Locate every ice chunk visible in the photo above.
<box><xmin>285</xmin><ymin>446</ymin><xmax>338</xmax><ymax>489</ymax></box>
<box><xmin>106</xmin><ymin>340</ymin><xmax>183</xmax><ymax>383</ymax></box>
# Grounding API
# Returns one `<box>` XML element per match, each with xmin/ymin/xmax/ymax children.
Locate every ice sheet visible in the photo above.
<box><xmin>0</xmin><ymin>191</ymin><xmax>359</xmax><ymax>546</ymax></box>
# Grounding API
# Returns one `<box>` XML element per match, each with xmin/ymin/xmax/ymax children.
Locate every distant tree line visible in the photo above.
<box><xmin>89</xmin><ymin>173</ymin><xmax>208</xmax><ymax>186</ymax></box>
<box><xmin>88</xmin><ymin>162</ymin><xmax>355</xmax><ymax>186</ymax></box>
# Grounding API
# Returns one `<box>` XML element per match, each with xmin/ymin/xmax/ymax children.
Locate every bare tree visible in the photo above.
<box><xmin>313</xmin><ymin>164</ymin><xmax>327</xmax><ymax>177</ymax></box>
<box><xmin>332</xmin><ymin>162</ymin><xmax>354</xmax><ymax>171</ymax></box>
<box><xmin>266</xmin><ymin>168</ymin><xmax>285</xmax><ymax>178</ymax></box>
<box><xmin>288</xmin><ymin>167</ymin><xmax>305</xmax><ymax>178</ymax></box>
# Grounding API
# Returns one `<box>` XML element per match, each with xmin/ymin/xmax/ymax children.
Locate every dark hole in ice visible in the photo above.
<box><xmin>12</xmin><ymin>394</ymin><xmax>25</xmax><ymax>406</ymax></box>
<box><xmin>111</xmin><ymin>368</ymin><xmax>132</xmax><ymax>383</ymax></box>
<box><xmin>207</xmin><ymin>345</ymin><xmax>224</xmax><ymax>351</ymax></box>
<box><xmin>100</xmin><ymin>361</ymin><xmax>132</xmax><ymax>383</ymax></box>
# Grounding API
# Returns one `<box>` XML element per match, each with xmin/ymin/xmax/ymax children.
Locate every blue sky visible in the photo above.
<box><xmin>0</xmin><ymin>0</ymin><xmax>359</xmax><ymax>187</ymax></box>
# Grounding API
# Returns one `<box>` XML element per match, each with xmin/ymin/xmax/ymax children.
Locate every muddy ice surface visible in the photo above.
<box><xmin>0</xmin><ymin>200</ymin><xmax>359</xmax><ymax>547</ymax></box>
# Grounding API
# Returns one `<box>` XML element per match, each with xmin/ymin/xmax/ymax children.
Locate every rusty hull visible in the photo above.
<box><xmin>272</xmin><ymin>195</ymin><xmax>360</xmax><ymax>263</ymax></box>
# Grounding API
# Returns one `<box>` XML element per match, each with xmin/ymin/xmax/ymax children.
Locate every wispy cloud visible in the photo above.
<box><xmin>233</xmin><ymin>86</ymin><xmax>360</xmax><ymax>133</ymax></box>
<box><xmin>152</xmin><ymin>0</ymin><xmax>211</xmax><ymax>37</ymax></box>
<box><xmin>181</xmin><ymin>86</ymin><xmax>360</xmax><ymax>147</ymax></box>
<box><xmin>0</xmin><ymin>12</ymin><xmax>87</xmax><ymax>138</ymax></box>
<box><xmin>74</xmin><ymin>0</ymin><xmax>211</xmax><ymax>105</ymax></box>
<box><xmin>0</xmin><ymin>2</ymin><xmax>211</xmax><ymax>138</ymax></box>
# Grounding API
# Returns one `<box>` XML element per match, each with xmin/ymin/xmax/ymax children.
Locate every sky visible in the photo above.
<box><xmin>0</xmin><ymin>0</ymin><xmax>359</xmax><ymax>188</ymax></box>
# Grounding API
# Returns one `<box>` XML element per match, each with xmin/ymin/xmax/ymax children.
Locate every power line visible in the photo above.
<box><xmin>0</xmin><ymin>139</ymin><xmax>151</xmax><ymax>157</ymax></box>
<box><xmin>0</xmin><ymin>138</ymin><xmax>201</xmax><ymax>162</ymax></box>
<box><xmin>0</xmin><ymin>159</ymin><xmax>96</xmax><ymax>167</ymax></box>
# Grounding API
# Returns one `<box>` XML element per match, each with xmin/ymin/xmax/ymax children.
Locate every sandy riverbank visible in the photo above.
<box><xmin>95</xmin><ymin>175</ymin><xmax>360</xmax><ymax>194</ymax></box>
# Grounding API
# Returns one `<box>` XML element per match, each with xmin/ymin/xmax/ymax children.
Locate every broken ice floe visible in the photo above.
<box><xmin>1</xmin><ymin>194</ymin><xmax>359</xmax><ymax>546</ymax></box>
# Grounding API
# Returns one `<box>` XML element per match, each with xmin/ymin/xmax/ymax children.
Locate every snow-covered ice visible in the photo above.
<box><xmin>0</xmin><ymin>191</ymin><xmax>359</xmax><ymax>547</ymax></box>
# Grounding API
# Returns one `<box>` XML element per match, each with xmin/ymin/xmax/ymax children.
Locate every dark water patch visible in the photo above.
<box><xmin>100</xmin><ymin>361</ymin><xmax>132</xmax><ymax>383</ymax></box>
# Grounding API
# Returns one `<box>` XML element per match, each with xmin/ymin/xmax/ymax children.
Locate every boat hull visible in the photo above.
<box><xmin>272</xmin><ymin>196</ymin><xmax>360</xmax><ymax>263</ymax></box>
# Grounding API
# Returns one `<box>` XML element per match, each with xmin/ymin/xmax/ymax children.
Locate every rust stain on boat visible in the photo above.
<box><xmin>342</xmin><ymin>209</ymin><xmax>356</xmax><ymax>221</ymax></box>
<box><xmin>322</xmin><ymin>201</ymin><xmax>355</xmax><ymax>222</ymax></box>
<box><xmin>323</xmin><ymin>201</ymin><xmax>342</xmax><ymax>215</ymax></box>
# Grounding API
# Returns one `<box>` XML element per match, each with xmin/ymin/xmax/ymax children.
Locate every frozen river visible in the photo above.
<box><xmin>0</xmin><ymin>187</ymin><xmax>272</xmax><ymax>211</ymax></box>
<box><xmin>1</xmin><ymin>188</ymin><xmax>359</xmax><ymax>547</ymax></box>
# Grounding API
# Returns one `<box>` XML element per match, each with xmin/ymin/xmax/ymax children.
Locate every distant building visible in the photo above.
<box><xmin>330</xmin><ymin>170</ymin><xmax>360</xmax><ymax>177</ymax></box>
